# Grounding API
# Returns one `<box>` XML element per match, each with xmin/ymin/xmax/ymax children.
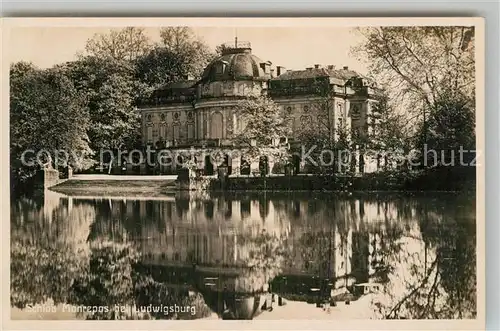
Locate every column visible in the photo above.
<box><xmin>267</xmin><ymin>155</ymin><xmax>275</xmax><ymax>175</ymax></box>
<box><xmin>231</xmin><ymin>156</ymin><xmax>241</xmax><ymax>176</ymax></box>
<box><xmin>250</xmin><ymin>160</ymin><xmax>259</xmax><ymax>176</ymax></box>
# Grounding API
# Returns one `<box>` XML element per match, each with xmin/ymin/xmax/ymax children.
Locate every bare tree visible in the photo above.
<box><xmin>351</xmin><ymin>27</ymin><xmax>475</xmax><ymax>130</ymax></box>
<box><xmin>85</xmin><ymin>27</ymin><xmax>152</xmax><ymax>62</ymax></box>
<box><xmin>159</xmin><ymin>27</ymin><xmax>215</xmax><ymax>78</ymax></box>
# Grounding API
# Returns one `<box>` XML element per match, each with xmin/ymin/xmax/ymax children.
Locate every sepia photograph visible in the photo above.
<box><xmin>4</xmin><ymin>17</ymin><xmax>484</xmax><ymax>328</ymax></box>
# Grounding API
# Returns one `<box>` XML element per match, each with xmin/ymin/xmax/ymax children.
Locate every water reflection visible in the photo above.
<box><xmin>10</xmin><ymin>190</ymin><xmax>476</xmax><ymax>320</ymax></box>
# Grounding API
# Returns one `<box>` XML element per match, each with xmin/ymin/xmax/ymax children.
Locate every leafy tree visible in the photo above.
<box><xmin>60</xmin><ymin>56</ymin><xmax>148</xmax><ymax>153</ymax></box>
<box><xmin>135</xmin><ymin>27</ymin><xmax>215</xmax><ymax>89</ymax></box>
<box><xmin>231</xmin><ymin>95</ymin><xmax>291</xmax><ymax>168</ymax></box>
<box><xmin>414</xmin><ymin>89</ymin><xmax>475</xmax><ymax>167</ymax></box>
<box><xmin>135</xmin><ymin>46</ymin><xmax>194</xmax><ymax>88</ymax></box>
<box><xmin>10</xmin><ymin>63</ymin><xmax>93</xmax><ymax>190</ymax></box>
<box><xmin>363</xmin><ymin>91</ymin><xmax>410</xmax><ymax>171</ymax></box>
<box><xmin>292</xmin><ymin>80</ymin><xmax>355</xmax><ymax>174</ymax></box>
<box><xmin>85</xmin><ymin>27</ymin><xmax>152</xmax><ymax>62</ymax></box>
<box><xmin>215</xmin><ymin>43</ymin><xmax>230</xmax><ymax>56</ymax></box>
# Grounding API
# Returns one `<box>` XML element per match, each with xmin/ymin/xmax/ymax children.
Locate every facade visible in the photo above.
<box><xmin>138</xmin><ymin>40</ymin><xmax>382</xmax><ymax>175</ymax></box>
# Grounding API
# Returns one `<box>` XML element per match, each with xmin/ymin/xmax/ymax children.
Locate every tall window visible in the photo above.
<box><xmin>214</xmin><ymin>83</ymin><xmax>222</xmax><ymax>96</ymax></box>
<box><xmin>147</xmin><ymin>127</ymin><xmax>153</xmax><ymax>142</ymax></box>
<box><xmin>210</xmin><ymin>112</ymin><xmax>223</xmax><ymax>139</ymax></box>
<box><xmin>173</xmin><ymin>125</ymin><xmax>180</xmax><ymax>140</ymax></box>
<box><xmin>160</xmin><ymin>125</ymin><xmax>167</xmax><ymax>140</ymax></box>
<box><xmin>187</xmin><ymin>123</ymin><xmax>195</xmax><ymax>140</ymax></box>
<box><xmin>337</xmin><ymin>103</ymin><xmax>344</xmax><ymax>116</ymax></box>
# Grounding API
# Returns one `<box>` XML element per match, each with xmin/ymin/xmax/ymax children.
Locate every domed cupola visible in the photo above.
<box><xmin>201</xmin><ymin>41</ymin><xmax>271</xmax><ymax>83</ymax></box>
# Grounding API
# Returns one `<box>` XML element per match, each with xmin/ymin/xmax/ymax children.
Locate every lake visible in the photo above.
<box><xmin>10</xmin><ymin>190</ymin><xmax>477</xmax><ymax>320</ymax></box>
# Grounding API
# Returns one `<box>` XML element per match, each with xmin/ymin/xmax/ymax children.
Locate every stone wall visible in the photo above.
<box><xmin>33</xmin><ymin>167</ymin><xmax>72</xmax><ymax>190</ymax></box>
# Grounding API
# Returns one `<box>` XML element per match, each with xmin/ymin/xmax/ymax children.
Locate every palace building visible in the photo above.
<box><xmin>138</xmin><ymin>40</ymin><xmax>382</xmax><ymax>176</ymax></box>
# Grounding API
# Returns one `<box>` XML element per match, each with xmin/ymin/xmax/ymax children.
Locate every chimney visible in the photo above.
<box><xmin>270</xmin><ymin>68</ymin><xmax>275</xmax><ymax>78</ymax></box>
<box><xmin>314</xmin><ymin>64</ymin><xmax>321</xmax><ymax>69</ymax></box>
<box><xmin>327</xmin><ymin>65</ymin><xmax>335</xmax><ymax>70</ymax></box>
<box><xmin>276</xmin><ymin>66</ymin><xmax>286</xmax><ymax>76</ymax></box>
<box><xmin>306</xmin><ymin>67</ymin><xmax>313</xmax><ymax>71</ymax></box>
<box><xmin>343</xmin><ymin>66</ymin><xmax>349</xmax><ymax>70</ymax></box>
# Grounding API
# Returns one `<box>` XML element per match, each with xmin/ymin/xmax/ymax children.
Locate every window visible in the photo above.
<box><xmin>210</xmin><ymin>112</ymin><xmax>223</xmax><ymax>139</ymax></box>
<box><xmin>337</xmin><ymin>103</ymin><xmax>344</xmax><ymax>116</ymax></box>
<box><xmin>160</xmin><ymin>125</ymin><xmax>166</xmax><ymax>139</ymax></box>
<box><xmin>350</xmin><ymin>104</ymin><xmax>361</xmax><ymax>120</ymax></box>
<box><xmin>173</xmin><ymin>112</ymin><xmax>180</xmax><ymax>121</ymax></box>
<box><xmin>286</xmin><ymin>106</ymin><xmax>292</xmax><ymax>114</ymax></box>
<box><xmin>187</xmin><ymin>111</ymin><xmax>194</xmax><ymax>121</ymax></box>
<box><xmin>160</xmin><ymin>113</ymin><xmax>166</xmax><ymax>121</ymax></box>
<box><xmin>173</xmin><ymin>125</ymin><xmax>180</xmax><ymax>140</ymax></box>
<box><xmin>214</xmin><ymin>83</ymin><xmax>222</xmax><ymax>96</ymax></box>
<box><xmin>187</xmin><ymin>124</ymin><xmax>195</xmax><ymax>140</ymax></box>
<box><xmin>300</xmin><ymin>115</ymin><xmax>312</xmax><ymax>125</ymax></box>
<box><xmin>303</xmin><ymin>105</ymin><xmax>309</xmax><ymax>112</ymax></box>
<box><xmin>147</xmin><ymin>127</ymin><xmax>153</xmax><ymax>142</ymax></box>
<box><xmin>146</xmin><ymin>114</ymin><xmax>152</xmax><ymax>122</ymax></box>
<box><xmin>215</xmin><ymin>63</ymin><xmax>224</xmax><ymax>74</ymax></box>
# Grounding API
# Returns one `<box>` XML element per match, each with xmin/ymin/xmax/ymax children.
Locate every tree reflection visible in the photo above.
<box><xmin>233</xmin><ymin>231</ymin><xmax>288</xmax><ymax>293</ymax></box>
<box><xmin>370</xmin><ymin>215</ymin><xmax>476</xmax><ymax>319</ymax></box>
<box><xmin>10</xmin><ymin>192</ymin><xmax>476</xmax><ymax>320</ymax></box>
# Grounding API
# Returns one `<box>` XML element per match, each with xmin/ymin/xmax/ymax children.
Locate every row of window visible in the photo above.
<box><xmin>284</xmin><ymin>102</ymin><xmax>346</xmax><ymax>114</ymax></box>
<box><xmin>146</xmin><ymin>124</ymin><xmax>196</xmax><ymax>141</ymax></box>
<box><xmin>145</xmin><ymin>111</ymin><xmax>195</xmax><ymax>122</ymax></box>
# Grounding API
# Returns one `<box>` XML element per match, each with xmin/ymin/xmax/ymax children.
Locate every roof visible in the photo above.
<box><xmin>158</xmin><ymin>80</ymin><xmax>197</xmax><ymax>90</ymax></box>
<box><xmin>200</xmin><ymin>48</ymin><xmax>271</xmax><ymax>83</ymax></box>
<box><xmin>271</xmin><ymin>67</ymin><xmax>373</xmax><ymax>86</ymax></box>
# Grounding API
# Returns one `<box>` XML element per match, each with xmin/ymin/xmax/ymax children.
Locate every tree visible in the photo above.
<box><xmin>215</xmin><ymin>43</ymin><xmax>230</xmax><ymax>56</ymax></box>
<box><xmin>363</xmin><ymin>91</ymin><xmax>410</xmax><ymax>171</ymax></box>
<box><xmin>135</xmin><ymin>46</ymin><xmax>193</xmax><ymax>88</ymax></box>
<box><xmin>85</xmin><ymin>27</ymin><xmax>152</xmax><ymax>62</ymax></box>
<box><xmin>10</xmin><ymin>63</ymin><xmax>93</xmax><ymax>190</ymax></box>
<box><xmin>159</xmin><ymin>27</ymin><xmax>215</xmax><ymax>76</ymax></box>
<box><xmin>414</xmin><ymin>89</ymin><xmax>475</xmax><ymax>167</ymax></box>
<box><xmin>135</xmin><ymin>27</ymin><xmax>215</xmax><ymax>89</ymax></box>
<box><xmin>60</xmin><ymin>56</ymin><xmax>148</xmax><ymax>153</ymax></box>
<box><xmin>292</xmin><ymin>79</ymin><xmax>354</xmax><ymax>174</ymax></box>
<box><xmin>352</xmin><ymin>27</ymin><xmax>475</xmax><ymax>131</ymax></box>
<box><xmin>232</xmin><ymin>95</ymin><xmax>291</xmax><ymax>168</ymax></box>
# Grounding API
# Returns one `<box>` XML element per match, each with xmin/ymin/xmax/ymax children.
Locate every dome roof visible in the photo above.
<box><xmin>201</xmin><ymin>42</ymin><xmax>271</xmax><ymax>82</ymax></box>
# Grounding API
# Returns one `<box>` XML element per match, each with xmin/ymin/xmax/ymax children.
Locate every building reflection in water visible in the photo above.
<box><xmin>10</xmin><ymin>190</ymin><xmax>476</xmax><ymax>320</ymax></box>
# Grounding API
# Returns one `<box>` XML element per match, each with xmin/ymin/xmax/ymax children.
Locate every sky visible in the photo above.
<box><xmin>7</xmin><ymin>26</ymin><xmax>370</xmax><ymax>74</ymax></box>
